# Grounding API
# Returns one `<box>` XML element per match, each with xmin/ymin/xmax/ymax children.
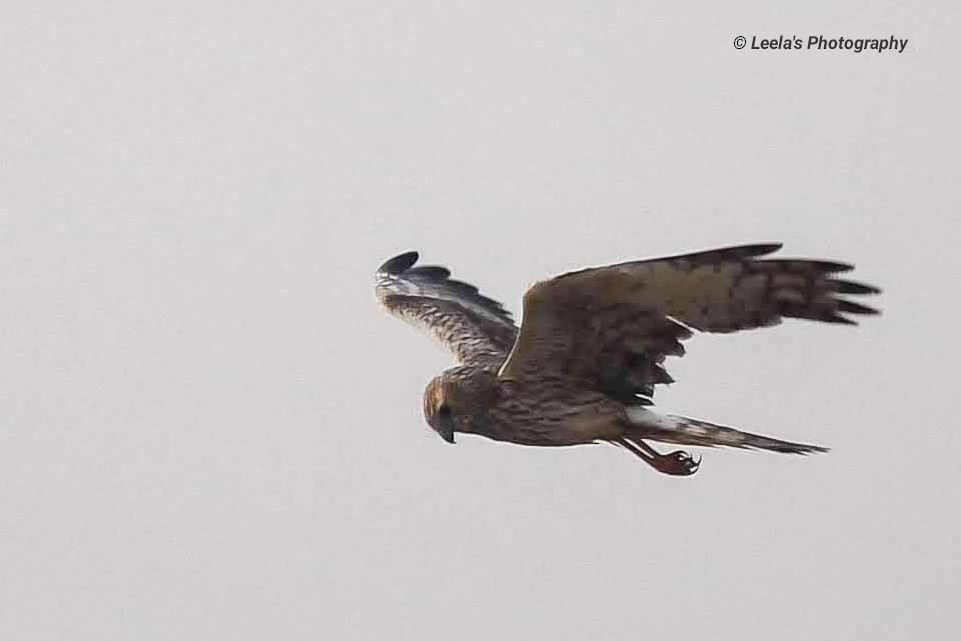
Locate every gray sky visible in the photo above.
<box><xmin>1</xmin><ymin>1</ymin><xmax>958</xmax><ymax>639</ymax></box>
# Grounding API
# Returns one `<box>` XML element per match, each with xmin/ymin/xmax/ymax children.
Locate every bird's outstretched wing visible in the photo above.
<box><xmin>375</xmin><ymin>251</ymin><xmax>519</xmax><ymax>368</ymax></box>
<box><xmin>499</xmin><ymin>243</ymin><xmax>880</xmax><ymax>402</ymax></box>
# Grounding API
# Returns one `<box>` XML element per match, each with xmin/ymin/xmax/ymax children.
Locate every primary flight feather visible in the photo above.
<box><xmin>374</xmin><ymin>243</ymin><xmax>879</xmax><ymax>475</ymax></box>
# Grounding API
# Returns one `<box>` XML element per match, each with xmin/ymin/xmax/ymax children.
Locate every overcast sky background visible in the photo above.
<box><xmin>1</xmin><ymin>1</ymin><xmax>959</xmax><ymax>639</ymax></box>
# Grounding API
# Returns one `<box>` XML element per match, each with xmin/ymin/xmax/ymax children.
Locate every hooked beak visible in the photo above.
<box><xmin>438</xmin><ymin>411</ymin><xmax>456</xmax><ymax>444</ymax></box>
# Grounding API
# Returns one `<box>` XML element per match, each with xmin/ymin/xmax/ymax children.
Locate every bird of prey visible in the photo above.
<box><xmin>374</xmin><ymin>244</ymin><xmax>879</xmax><ymax>476</ymax></box>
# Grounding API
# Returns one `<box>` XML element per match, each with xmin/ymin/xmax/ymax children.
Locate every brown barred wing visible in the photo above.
<box><xmin>550</xmin><ymin>243</ymin><xmax>880</xmax><ymax>333</ymax></box>
<box><xmin>499</xmin><ymin>243</ymin><xmax>879</xmax><ymax>403</ymax></box>
<box><xmin>498</xmin><ymin>279</ymin><xmax>693</xmax><ymax>404</ymax></box>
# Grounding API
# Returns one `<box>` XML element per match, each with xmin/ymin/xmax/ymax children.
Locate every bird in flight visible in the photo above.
<box><xmin>374</xmin><ymin>244</ymin><xmax>879</xmax><ymax>476</ymax></box>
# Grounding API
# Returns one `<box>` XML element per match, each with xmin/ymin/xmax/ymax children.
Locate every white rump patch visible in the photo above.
<box><xmin>625</xmin><ymin>406</ymin><xmax>682</xmax><ymax>431</ymax></box>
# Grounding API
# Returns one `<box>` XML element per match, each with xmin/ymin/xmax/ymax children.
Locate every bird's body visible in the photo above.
<box><xmin>375</xmin><ymin>244</ymin><xmax>879</xmax><ymax>475</ymax></box>
<box><xmin>436</xmin><ymin>367</ymin><xmax>623</xmax><ymax>446</ymax></box>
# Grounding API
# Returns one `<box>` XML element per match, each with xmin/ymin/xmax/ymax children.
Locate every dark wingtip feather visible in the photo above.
<box><xmin>378</xmin><ymin>251</ymin><xmax>419</xmax><ymax>274</ymax></box>
<box><xmin>823</xmin><ymin>313</ymin><xmax>859</xmax><ymax>326</ymax></box>
<box><xmin>376</xmin><ymin>251</ymin><xmax>515</xmax><ymax>324</ymax></box>
<box><xmin>808</xmin><ymin>260</ymin><xmax>854</xmax><ymax>274</ymax></box>
<box><xmin>836</xmin><ymin>299</ymin><xmax>880</xmax><ymax>316</ymax></box>
<box><xmin>718</xmin><ymin>243</ymin><xmax>783</xmax><ymax>259</ymax></box>
<box><xmin>831</xmin><ymin>279</ymin><xmax>882</xmax><ymax>295</ymax></box>
<box><xmin>408</xmin><ymin>265</ymin><xmax>452</xmax><ymax>279</ymax></box>
<box><xmin>764</xmin><ymin>258</ymin><xmax>854</xmax><ymax>274</ymax></box>
<box><xmin>749</xmin><ymin>242</ymin><xmax>784</xmax><ymax>255</ymax></box>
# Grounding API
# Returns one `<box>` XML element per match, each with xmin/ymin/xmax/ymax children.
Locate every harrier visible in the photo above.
<box><xmin>374</xmin><ymin>244</ymin><xmax>879</xmax><ymax>475</ymax></box>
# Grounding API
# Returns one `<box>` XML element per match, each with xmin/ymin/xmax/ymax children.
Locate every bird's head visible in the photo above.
<box><xmin>423</xmin><ymin>369</ymin><xmax>497</xmax><ymax>444</ymax></box>
<box><xmin>423</xmin><ymin>375</ymin><xmax>461</xmax><ymax>444</ymax></box>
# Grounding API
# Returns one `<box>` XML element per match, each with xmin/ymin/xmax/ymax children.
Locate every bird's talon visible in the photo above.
<box><xmin>656</xmin><ymin>450</ymin><xmax>700</xmax><ymax>475</ymax></box>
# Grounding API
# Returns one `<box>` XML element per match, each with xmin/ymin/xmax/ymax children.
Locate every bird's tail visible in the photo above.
<box><xmin>625</xmin><ymin>406</ymin><xmax>827</xmax><ymax>455</ymax></box>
